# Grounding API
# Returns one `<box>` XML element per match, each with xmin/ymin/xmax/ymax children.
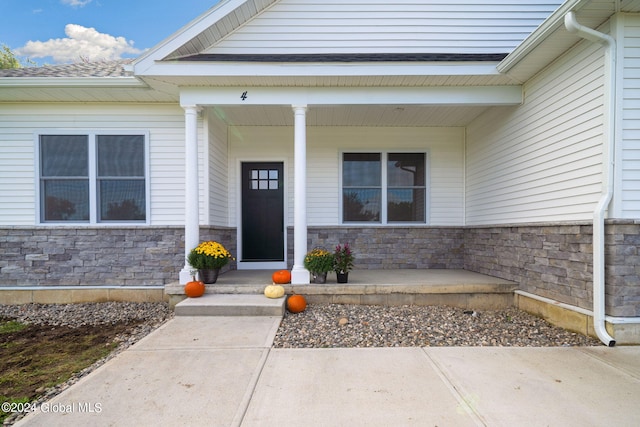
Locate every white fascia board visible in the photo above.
<box><xmin>0</xmin><ymin>77</ymin><xmax>146</xmax><ymax>88</ymax></box>
<box><xmin>140</xmin><ymin>61</ymin><xmax>502</xmax><ymax>78</ymax></box>
<box><xmin>180</xmin><ymin>86</ymin><xmax>522</xmax><ymax>107</ymax></box>
<box><xmin>133</xmin><ymin>0</ymin><xmax>248</xmax><ymax>75</ymax></box>
<box><xmin>497</xmin><ymin>0</ymin><xmax>588</xmax><ymax>73</ymax></box>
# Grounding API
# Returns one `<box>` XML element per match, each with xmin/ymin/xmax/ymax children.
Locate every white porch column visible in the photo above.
<box><xmin>291</xmin><ymin>105</ymin><xmax>310</xmax><ymax>284</ymax></box>
<box><xmin>179</xmin><ymin>105</ymin><xmax>200</xmax><ymax>284</ymax></box>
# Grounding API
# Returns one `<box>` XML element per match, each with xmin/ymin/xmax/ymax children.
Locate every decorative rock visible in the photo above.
<box><xmin>273</xmin><ymin>304</ymin><xmax>600</xmax><ymax>348</ymax></box>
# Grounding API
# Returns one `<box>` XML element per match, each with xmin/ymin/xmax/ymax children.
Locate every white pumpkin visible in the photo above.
<box><xmin>264</xmin><ymin>284</ymin><xmax>285</xmax><ymax>299</ymax></box>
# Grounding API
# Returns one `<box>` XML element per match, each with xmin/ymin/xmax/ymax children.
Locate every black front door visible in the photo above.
<box><xmin>241</xmin><ymin>162</ymin><xmax>284</xmax><ymax>261</ymax></box>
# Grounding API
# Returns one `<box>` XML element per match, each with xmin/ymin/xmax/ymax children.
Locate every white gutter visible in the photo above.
<box><xmin>564</xmin><ymin>11</ymin><xmax>616</xmax><ymax>347</ymax></box>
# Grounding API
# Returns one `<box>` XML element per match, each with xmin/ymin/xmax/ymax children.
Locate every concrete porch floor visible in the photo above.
<box><xmin>166</xmin><ymin>269</ymin><xmax>518</xmax><ymax>310</ymax></box>
<box><xmin>211</xmin><ymin>268</ymin><xmax>516</xmax><ymax>287</ymax></box>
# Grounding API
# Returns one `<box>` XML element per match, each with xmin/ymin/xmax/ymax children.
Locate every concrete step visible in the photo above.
<box><xmin>174</xmin><ymin>294</ymin><xmax>286</xmax><ymax>317</ymax></box>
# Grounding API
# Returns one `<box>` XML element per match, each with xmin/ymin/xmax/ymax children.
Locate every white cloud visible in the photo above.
<box><xmin>16</xmin><ymin>24</ymin><xmax>142</xmax><ymax>63</ymax></box>
<box><xmin>61</xmin><ymin>0</ymin><xmax>93</xmax><ymax>7</ymax></box>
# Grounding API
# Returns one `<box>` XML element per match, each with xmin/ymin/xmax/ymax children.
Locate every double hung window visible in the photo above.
<box><xmin>39</xmin><ymin>133</ymin><xmax>147</xmax><ymax>223</ymax></box>
<box><xmin>342</xmin><ymin>152</ymin><xmax>426</xmax><ymax>224</ymax></box>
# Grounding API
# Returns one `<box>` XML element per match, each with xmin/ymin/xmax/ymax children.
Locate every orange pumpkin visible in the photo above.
<box><xmin>287</xmin><ymin>294</ymin><xmax>307</xmax><ymax>313</ymax></box>
<box><xmin>184</xmin><ymin>279</ymin><xmax>205</xmax><ymax>298</ymax></box>
<box><xmin>272</xmin><ymin>269</ymin><xmax>291</xmax><ymax>284</ymax></box>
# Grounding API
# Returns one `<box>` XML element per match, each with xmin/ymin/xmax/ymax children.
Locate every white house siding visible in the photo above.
<box><xmin>621</xmin><ymin>13</ymin><xmax>640</xmax><ymax>218</ymax></box>
<box><xmin>228</xmin><ymin>125</ymin><xmax>464</xmax><ymax>227</ymax></box>
<box><xmin>206</xmin><ymin>0</ymin><xmax>562</xmax><ymax>55</ymax></box>
<box><xmin>0</xmin><ymin>103</ymin><xmax>187</xmax><ymax>226</ymax></box>
<box><xmin>465</xmin><ymin>38</ymin><xmax>607</xmax><ymax>225</ymax></box>
<box><xmin>206</xmin><ymin>110</ymin><xmax>230</xmax><ymax>226</ymax></box>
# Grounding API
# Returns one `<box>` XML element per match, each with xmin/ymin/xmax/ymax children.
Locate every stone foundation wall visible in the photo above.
<box><xmin>288</xmin><ymin>226</ymin><xmax>465</xmax><ymax>269</ymax></box>
<box><xmin>464</xmin><ymin>223</ymin><xmax>593</xmax><ymax>311</ymax></box>
<box><xmin>2</xmin><ymin>223</ymin><xmax>639</xmax><ymax>318</ymax></box>
<box><xmin>464</xmin><ymin>221</ymin><xmax>640</xmax><ymax>317</ymax></box>
<box><xmin>604</xmin><ymin>221</ymin><xmax>640</xmax><ymax>317</ymax></box>
<box><xmin>0</xmin><ymin>226</ymin><xmax>234</xmax><ymax>286</ymax></box>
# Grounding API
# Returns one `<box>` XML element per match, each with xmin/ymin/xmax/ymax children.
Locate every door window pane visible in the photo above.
<box><xmin>250</xmin><ymin>169</ymin><xmax>279</xmax><ymax>190</ymax></box>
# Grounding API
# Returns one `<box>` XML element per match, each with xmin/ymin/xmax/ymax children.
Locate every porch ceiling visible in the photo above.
<box><xmin>210</xmin><ymin>104</ymin><xmax>497</xmax><ymax>127</ymax></box>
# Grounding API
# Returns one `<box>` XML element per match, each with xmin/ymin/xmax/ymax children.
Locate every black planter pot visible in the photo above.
<box><xmin>336</xmin><ymin>272</ymin><xmax>349</xmax><ymax>283</ymax></box>
<box><xmin>199</xmin><ymin>268</ymin><xmax>220</xmax><ymax>284</ymax></box>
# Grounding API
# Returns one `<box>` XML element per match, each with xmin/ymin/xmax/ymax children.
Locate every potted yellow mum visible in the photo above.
<box><xmin>187</xmin><ymin>241</ymin><xmax>232</xmax><ymax>283</ymax></box>
<box><xmin>303</xmin><ymin>247</ymin><xmax>334</xmax><ymax>284</ymax></box>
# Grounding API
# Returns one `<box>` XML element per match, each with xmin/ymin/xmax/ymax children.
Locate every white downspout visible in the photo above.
<box><xmin>565</xmin><ymin>11</ymin><xmax>616</xmax><ymax>346</ymax></box>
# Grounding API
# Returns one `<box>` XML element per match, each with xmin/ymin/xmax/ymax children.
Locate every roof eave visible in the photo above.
<box><xmin>137</xmin><ymin>60</ymin><xmax>505</xmax><ymax>79</ymax></box>
<box><xmin>497</xmin><ymin>0</ymin><xmax>590</xmax><ymax>74</ymax></box>
<box><xmin>0</xmin><ymin>77</ymin><xmax>147</xmax><ymax>88</ymax></box>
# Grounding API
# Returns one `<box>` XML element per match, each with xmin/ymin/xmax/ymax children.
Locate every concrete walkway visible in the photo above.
<box><xmin>15</xmin><ymin>316</ymin><xmax>640</xmax><ymax>427</ymax></box>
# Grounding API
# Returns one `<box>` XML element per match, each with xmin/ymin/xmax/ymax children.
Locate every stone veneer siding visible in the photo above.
<box><xmin>289</xmin><ymin>226</ymin><xmax>465</xmax><ymax>269</ymax></box>
<box><xmin>464</xmin><ymin>221</ymin><xmax>640</xmax><ymax>317</ymax></box>
<box><xmin>603</xmin><ymin>221</ymin><xmax>640</xmax><ymax>317</ymax></box>
<box><xmin>0</xmin><ymin>226</ymin><xmax>235</xmax><ymax>286</ymax></box>
<box><xmin>1</xmin><ymin>223</ymin><xmax>638</xmax><ymax>318</ymax></box>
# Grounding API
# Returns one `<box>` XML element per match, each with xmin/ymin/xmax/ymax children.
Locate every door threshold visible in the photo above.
<box><xmin>238</xmin><ymin>261</ymin><xmax>287</xmax><ymax>270</ymax></box>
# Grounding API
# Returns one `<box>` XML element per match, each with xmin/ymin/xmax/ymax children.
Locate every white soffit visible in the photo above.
<box><xmin>213</xmin><ymin>104</ymin><xmax>497</xmax><ymax>127</ymax></box>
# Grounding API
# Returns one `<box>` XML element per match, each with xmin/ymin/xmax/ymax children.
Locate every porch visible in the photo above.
<box><xmin>166</xmin><ymin>269</ymin><xmax>518</xmax><ymax>310</ymax></box>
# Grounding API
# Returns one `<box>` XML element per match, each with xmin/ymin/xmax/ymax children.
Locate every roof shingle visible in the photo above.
<box><xmin>0</xmin><ymin>59</ymin><xmax>133</xmax><ymax>78</ymax></box>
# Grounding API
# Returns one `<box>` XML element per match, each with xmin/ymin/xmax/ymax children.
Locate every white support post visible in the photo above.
<box><xmin>179</xmin><ymin>105</ymin><xmax>200</xmax><ymax>284</ymax></box>
<box><xmin>291</xmin><ymin>105</ymin><xmax>310</xmax><ymax>284</ymax></box>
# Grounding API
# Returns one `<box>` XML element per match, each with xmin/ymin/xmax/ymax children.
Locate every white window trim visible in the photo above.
<box><xmin>339</xmin><ymin>149</ymin><xmax>430</xmax><ymax>226</ymax></box>
<box><xmin>34</xmin><ymin>130</ymin><xmax>150</xmax><ymax>226</ymax></box>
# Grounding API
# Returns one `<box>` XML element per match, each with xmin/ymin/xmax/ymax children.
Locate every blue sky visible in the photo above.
<box><xmin>0</xmin><ymin>0</ymin><xmax>221</xmax><ymax>65</ymax></box>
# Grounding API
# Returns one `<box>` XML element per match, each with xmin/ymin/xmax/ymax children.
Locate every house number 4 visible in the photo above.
<box><xmin>241</xmin><ymin>91</ymin><xmax>248</xmax><ymax>101</ymax></box>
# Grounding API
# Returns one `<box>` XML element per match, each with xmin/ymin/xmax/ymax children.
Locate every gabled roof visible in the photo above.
<box><xmin>132</xmin><ymin>0</ymin><xmax>562</xmax><ymax>86</ymax></box>
<box><xmin>133</xmin><ymin>0</ymin><xmax>276</xmax><ymax>72</ymax></box>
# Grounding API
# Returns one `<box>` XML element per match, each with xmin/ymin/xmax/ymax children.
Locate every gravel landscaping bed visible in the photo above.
<box><xmin>0</xmin><ymin>301</ymin><xmax>173</xmax><ymax>349</ymax></box>
<box><xmin>273</xmin><ymin>304</ymin><xmax>601</xmax><ymax>348</ymax></box>
<box><xmin>0</xmin><ymin>301</ymin><xmax>602</xmax><ymax>349</ymax></box>
<box><xmin>0</xmin><ymin>301</ymin><xmax>172</xmax><ymax>329</ymax></box>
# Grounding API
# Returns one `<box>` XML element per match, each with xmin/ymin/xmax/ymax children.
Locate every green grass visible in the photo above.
<box><xmin>0</xmin><ymin>320</ymin><xmax>27</xmax><ymax>334</ymax></box>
